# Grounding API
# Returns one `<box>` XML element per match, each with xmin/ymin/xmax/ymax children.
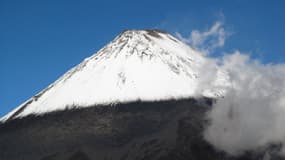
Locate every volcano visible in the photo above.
<box><xmin>1</xmin><ymin>29</ymin><xmax>227</xmax><ymax>122</ymax></box>
<box><xmin>0</xmin><ymin>30</ymin><xmax>278</xmax><ymax>160</ymax></box>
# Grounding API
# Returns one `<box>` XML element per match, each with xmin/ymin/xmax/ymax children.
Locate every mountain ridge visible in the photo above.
<box><xmin>1</xmin><ymin>29</ymin><xmax>227</xmax><ymax>122</ymax></box>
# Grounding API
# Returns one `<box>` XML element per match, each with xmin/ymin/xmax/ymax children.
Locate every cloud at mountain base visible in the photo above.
<box><xmin>205</xmin><ymin>52</ymin><xmax>285</xmax><ymax>156</ymax></box>
<box><xmin>177</xmin><ymin>21</ymin><xmax>285</xmax><ymax>157</ymax></box>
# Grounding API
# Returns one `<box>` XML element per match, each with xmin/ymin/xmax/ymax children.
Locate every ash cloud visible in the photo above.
<box><xmin>177</xmin><ymin>22</ymin><xmax>285</xmax><ymax>157</ymax></box>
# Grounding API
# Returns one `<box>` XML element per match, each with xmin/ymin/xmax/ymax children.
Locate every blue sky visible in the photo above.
<box><xmin>1</xmin><ymin>0</ymin><xmax>285</xmax><ymax>117</ymax></box>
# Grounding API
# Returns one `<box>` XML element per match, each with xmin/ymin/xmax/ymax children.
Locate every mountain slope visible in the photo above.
<box><xmin>0</xmin><ymin>30</ymin><xmax>281</xmax><ymax>160</ymax></box>
<box><xmin>1</xmin><ymin>98</ymin><xmax>281</xmax><ymax>160</ymax></box>
<box><xmin>1</xmin><ymin>30</ymin><xmax>226</xmax><ymax>121</ymax></box>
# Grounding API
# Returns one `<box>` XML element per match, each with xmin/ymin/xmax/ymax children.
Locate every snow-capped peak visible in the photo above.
<box><xmin>1</xmin><ymin>29</ymin><xmax>226</xmax><ymax>121</ymax></box>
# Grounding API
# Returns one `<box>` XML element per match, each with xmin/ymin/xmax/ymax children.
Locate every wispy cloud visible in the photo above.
<box><xmin>176</xmin><ymin>21</ymin><xmax>229</xmax><ymax>55</ymax></box>
<box><xmin>175</xmin><ymin>17</ymin><xmax>285</xmax><ymax>158</ymax></box>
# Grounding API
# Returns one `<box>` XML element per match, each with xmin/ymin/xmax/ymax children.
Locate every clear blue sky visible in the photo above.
<box><xmin>1</xmin><ymin>0</ymin><xmax>285</xmax><ymax>117</ymax></box>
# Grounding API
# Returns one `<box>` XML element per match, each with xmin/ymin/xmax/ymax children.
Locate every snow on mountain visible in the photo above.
<box><xmin>1</xmin><ymin>29</ymin><xmax>228</xmax><ymax>122</ymax></box>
